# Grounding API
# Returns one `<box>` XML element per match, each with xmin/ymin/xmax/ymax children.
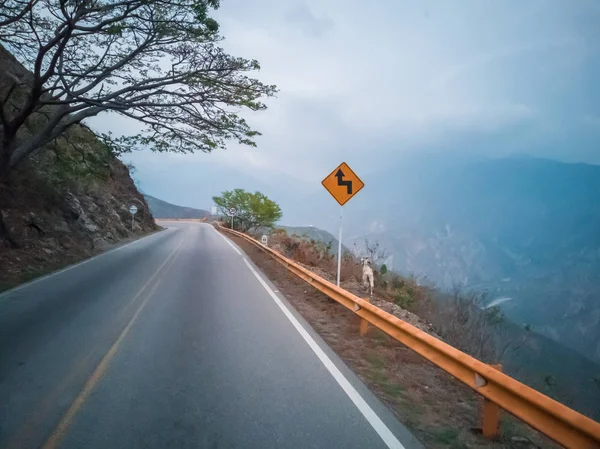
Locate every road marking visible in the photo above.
<box><xmin>114</xmin><ymin>238</ymin><xmax>183</xmax><ymax>323</ymax></box>
<box><xmin>212</xmin><ymin>227</ymin><xmax>242</xmax><ymax>255</ymax></box>
<box><xmin>241</xmin><ymin>258</ymin><xmax>405</xmax><ymax>449</ymax></box>
<box><xmin>5</xmin><ymin>353</ymin><xmax>95</xmax><ymax>449</ymax></box>
<box><xmin>0</xmin><ymin>228</ymin><xmax>173</xmax><ymax>300</ymax></box>
<box><xmin>41</xmin><ymin>280</ymin><xmax>162</xmax><ymax>449</ymax></box>
<box><xmin>41</xmin><ymin>238</ymin><xmax>184</xmax><ymax>449</ymax></box>
<box><xmin>215</xmin><ymin>228</ymin><xmax>404</xmax><ymax>447</ymax></box>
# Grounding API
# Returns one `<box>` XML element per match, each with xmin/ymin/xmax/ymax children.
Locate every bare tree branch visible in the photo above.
<box><xmin>0</xmin><ymin>0</ymin><xmax>277</xmax><ymax>179</ymax></box>
<box><xmin>0</xmin><ymin>0</ymin><xmax>39</xmax><ymax>28</ymax></box>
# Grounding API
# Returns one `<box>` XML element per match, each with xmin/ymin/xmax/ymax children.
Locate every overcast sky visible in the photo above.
<box><xmin>89</xmin><ymin>0</ymin><xmax>600</xmax><ymax>208</ymax></box>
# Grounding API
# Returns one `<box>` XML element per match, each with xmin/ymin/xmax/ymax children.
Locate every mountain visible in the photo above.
<box><xmin>279</xmin><ymin>225</ymin><xmax>344</xmax><ymax>252</ymax></box>
<box><xmin>280</xmin><ymin>153</ymin><xmax>600</xmax><ymax>364</ymax></box>
<box><xmin>332</xmin><ymin>154</ymin><xmax>600</xmax><ymax>364</ymax></box>
<box><xmin>144</xmin><ymin>194</ymin><xmax>210</xmax><ymax>219</ymax></box>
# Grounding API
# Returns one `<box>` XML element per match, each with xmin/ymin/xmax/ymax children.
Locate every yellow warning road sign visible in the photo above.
<box><xmin>321</xmin><ymin>162</ymin><xmax>365</xmax><ymax>206</ymax></box>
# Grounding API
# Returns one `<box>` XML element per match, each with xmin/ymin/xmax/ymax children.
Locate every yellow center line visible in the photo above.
<box><xmin>41</xmin><ymin>238</ymin><xmax>185</xmax><ymax>449</ymax></box>
<box><xmin>115</xmin><ymin>238</ymin><xmax>184</xmax><ymax>322</ymax></box>
<box><xmin>4</xmin><ymin>352</ymin><xmax>94</xmax><ymax>449</ymax></box>
<box><xmin>7</xmin><ymin>239</ymin><xmax>185</xmax><ymax>449</ymax></box>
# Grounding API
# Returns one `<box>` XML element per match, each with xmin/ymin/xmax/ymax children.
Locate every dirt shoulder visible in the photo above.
<box><xmin>0</xmin><ymin>227</ymin><xmax>163</xmax><ymax>293</ymax></box>
<box><xmin>226</xmin><ymin>232</ymin><xmax>558</xmax><ymax>449</ymax></box>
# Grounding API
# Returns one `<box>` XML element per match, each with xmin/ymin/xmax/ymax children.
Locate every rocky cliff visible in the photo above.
<box><xmin>0</xmin><ymin>47</ymin><xmax>157</xmax><ymax>290</ymax></box>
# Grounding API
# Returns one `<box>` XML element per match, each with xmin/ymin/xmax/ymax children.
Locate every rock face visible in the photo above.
<box><xmin>0</xmin><ymin>46</ymin><xmax>157</xmax><ymax>289</ymax></box>
<box><xmin>0</xmin><ymin>129</ymin><xmax>158</xmax><ymax>289</ymax></box>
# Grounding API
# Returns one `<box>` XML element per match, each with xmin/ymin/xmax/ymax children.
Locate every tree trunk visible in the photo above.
<box><xmin>0</xmin><ymin>150</ymin><xmax>19</xmax><ymax>249</ymax></box>
<box><xmin>0</xmin><ymin>206</ymin><xmax>18</xmax><ymax>249</ymax></box>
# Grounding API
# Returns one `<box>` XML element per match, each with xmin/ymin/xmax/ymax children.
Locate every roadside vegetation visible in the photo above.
<box><xmin>266</xmin><ymin>228</ymin><xmax>526</xmax><ymax>363</ymax></box>
<box><xmin>231</xmin><ymin>224</ymin><xmax>600</xmax><ymax>446</ymax></box>
<box><xmin>263</xmin><ymin>226</ymin><xmax>600</xmax><ymax>422</ymax></box>
<box><xmin>213</xmin><ymin>189</ymin><xmax>282</xmax><ymax>232</ymax></box>
<box><xmin>225</xmin><ymin>226</ymin><xmax>560</xmax><ymax>449</ymax></box>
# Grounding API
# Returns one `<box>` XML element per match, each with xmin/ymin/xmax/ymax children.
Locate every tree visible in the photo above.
<box><xmin>0</xmin><ymin>0</ymin><xmax>37</xmax><ymax>28</ymax></box>
<box><xmin>0</xmin><ymin>0</ymin><xmax>277</xmax><ymax>182</ymax></box>
<box><xmin>213</xmin><ymin>188</ymin><xmax>282</xmax><ymax>231</ymax></box>
<box><xmin>352</xmin><ymin>239</ymin><xmax>387</xmax><ymax>263</ymax></box>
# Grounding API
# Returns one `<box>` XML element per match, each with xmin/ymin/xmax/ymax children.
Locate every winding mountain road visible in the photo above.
<box><xmin>0</xmin><ymin>222</ymin><xmax>421</xmax><ymax>449</ymax></box>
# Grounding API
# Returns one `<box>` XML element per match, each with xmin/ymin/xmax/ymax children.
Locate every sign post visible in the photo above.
<box><xmin>337</xmin><ymin>206</ymin><xmax>343</xmax><ymax>286</ymax></box>
<box><xmin>129</xmin><ymin>204</ymin><xmax>138</xmax><ymax>232</ymax></box>
<box><xmin>321</xmin><ymin>162</ymin><xmax>365</xmax><ymax>286</ymax></box>
<box><xmin>228</xmin><ymin>207</ymin><xmax>237</xmax><ymax>230</ymax></box>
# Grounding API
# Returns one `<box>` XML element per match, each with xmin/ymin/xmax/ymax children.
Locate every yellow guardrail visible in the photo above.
<box><xmin>219</xmin><ymin>224</ymin><xmax>600</xmax><ymax>449</ymax></box>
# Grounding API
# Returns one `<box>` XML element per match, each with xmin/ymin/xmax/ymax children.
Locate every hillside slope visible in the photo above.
<box><xmin>144</xmin><ymin>194</ymin><xmax>210</xmax><ymax>219</ymax></box>
<box><xmin>279</xmin><ymin>225</ymin><xmax>342</xmax><ymax>250</ymax></box>
<box><xmin>357</xmin><ymin>155</ymin><xmax>600</xmax><ymax>364</ymax></box>
<box><xmin>288</xmin><ymin>154</ymin><xmax>600</xmax><ymax>364</ymax></box>
<box><xmin>0</xmin><ymin>47</ymin><xmax>157</xmax><ymax>290</ymax></box>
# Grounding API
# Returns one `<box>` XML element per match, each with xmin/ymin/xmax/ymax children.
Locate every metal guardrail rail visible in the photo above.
<box><xmin>219</xmin><ymin>224</ymin><xmax>600</xmax><ymax>449</ymax></box>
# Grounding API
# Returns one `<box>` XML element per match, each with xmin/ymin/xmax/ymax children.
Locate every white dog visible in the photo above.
<box><xmin>361</xmin><ymin>257</ymin><xmax>374</xmax><ymax>296</ymax></box>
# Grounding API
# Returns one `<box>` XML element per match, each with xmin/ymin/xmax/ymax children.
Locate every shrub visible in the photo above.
<box><xmin>272</xmin><ymin>228</ymin><xmax>288</xmax><ymax>237</ymax></box>
<box><xmin>339</xmin><ymin>254</ymin><xmax>357</xmax><ymax>282</ymax></box>
<box><xmin>394</xmin><ymin>291</ymin><xmax>414</xmax><ymax>309</ymax></box>
<box><xmin>390</xmin><ymin>274</ymin><xmax>406</xmax><ymax>290</ymax></box>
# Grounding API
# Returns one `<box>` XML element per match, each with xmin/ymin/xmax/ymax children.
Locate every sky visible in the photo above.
<box><xmin>88</xmin><ymin>0</ymin><xmax>600</xmax><ymax>209</ymax></box>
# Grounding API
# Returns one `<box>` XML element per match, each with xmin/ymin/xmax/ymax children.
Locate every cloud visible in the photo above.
<box><xmin>425</xmin><ymin>36</ymin><xmax>583</xmax><ymax>92</ymax></box>
<box><xmin>285</xmin><ymin>3</ymin><xmax>334</xmax><ymax>38</ymax></box>
<box><xmin>87</xmin><ymin>0</ymin><xmax>600</xmax><ymax>200</ymax></box>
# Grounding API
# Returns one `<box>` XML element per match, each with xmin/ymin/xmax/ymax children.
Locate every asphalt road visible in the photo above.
<box><xmin>0</xmin><ymin>222</ymin><xmax>422</xmax><ymax>449</ymax></box>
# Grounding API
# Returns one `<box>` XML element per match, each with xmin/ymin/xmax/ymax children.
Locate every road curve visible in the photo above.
<box><xmin>0</xmin><ymin>222</ymin><xmax>422</xmax><ymax>449</ymax></box>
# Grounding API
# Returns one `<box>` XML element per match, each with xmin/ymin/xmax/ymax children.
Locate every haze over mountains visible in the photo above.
<box><xmin>354</xmin><ymin>154</ymin><xmax>600</xmax><ymax>365</ymax></box>
<box><xmin>296</xmin><ymin>153</ymin><xmax>600</xmax><ymax>365</ymax></box>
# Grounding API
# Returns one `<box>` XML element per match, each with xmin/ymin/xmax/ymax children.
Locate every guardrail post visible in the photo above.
<box><xmin>482</xmin><ymin>364</ymin><xmax>502</xmax><ymax>439</ymax></box>
<box><xmin>360</xmin><ymin>298</ymin><xmax>369</xmax><ymax>336</ymax></box>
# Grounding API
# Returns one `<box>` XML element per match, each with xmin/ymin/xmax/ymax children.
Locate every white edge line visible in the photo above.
<box><xmin>213</xmin><ymin>227</ymin><xmax>242</xmax><ymax>255</ymax></box>
<box><xmin>210</xmin><ymin>227</ymin><xmax>407</xmax><ymax>449</ymax></box>
<box><xmin>0</xmin><ymin>227</ymin><xmax>173</xmax><ymax>299</ymax></box>
<box><xmin>211</xmin><ymin>226</ymin><xmax>405</xmax><ymax>448</ymax></box>
<box><xmin>241</xmin><ymin>258</ymin><xmax>405</xmax><ymax>449</ymax></box>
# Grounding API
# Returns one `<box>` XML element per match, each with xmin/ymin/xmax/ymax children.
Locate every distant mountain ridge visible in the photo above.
<box><xmin>277</xmin><ymin>154</ymin><xmax>600</xmax><ymax>363</ymax></box>
<box><xmin>279</xmin><ymin>226</ymin><xmax>343</xmax><ymax>251</ymax></box>
<box><xmin>339</xmin><ymin>155</ymin><xmax>600</xmax><ymax>364</ymax></box>
<box><xmin>144</xmin><ymin>194</ymin><xmax>210</xmax><ymax>219</ymax></box>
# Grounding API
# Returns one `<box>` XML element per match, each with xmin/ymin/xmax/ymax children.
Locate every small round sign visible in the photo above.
<box><xmin>129</xmin><ymin>205</ymin><xmax>138</xmax><ymax>215</ymax></box>
<box><xmin>228</xmin><ymin>207</ymin><xmax>237</xmax><ymax>217</ymax></box>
